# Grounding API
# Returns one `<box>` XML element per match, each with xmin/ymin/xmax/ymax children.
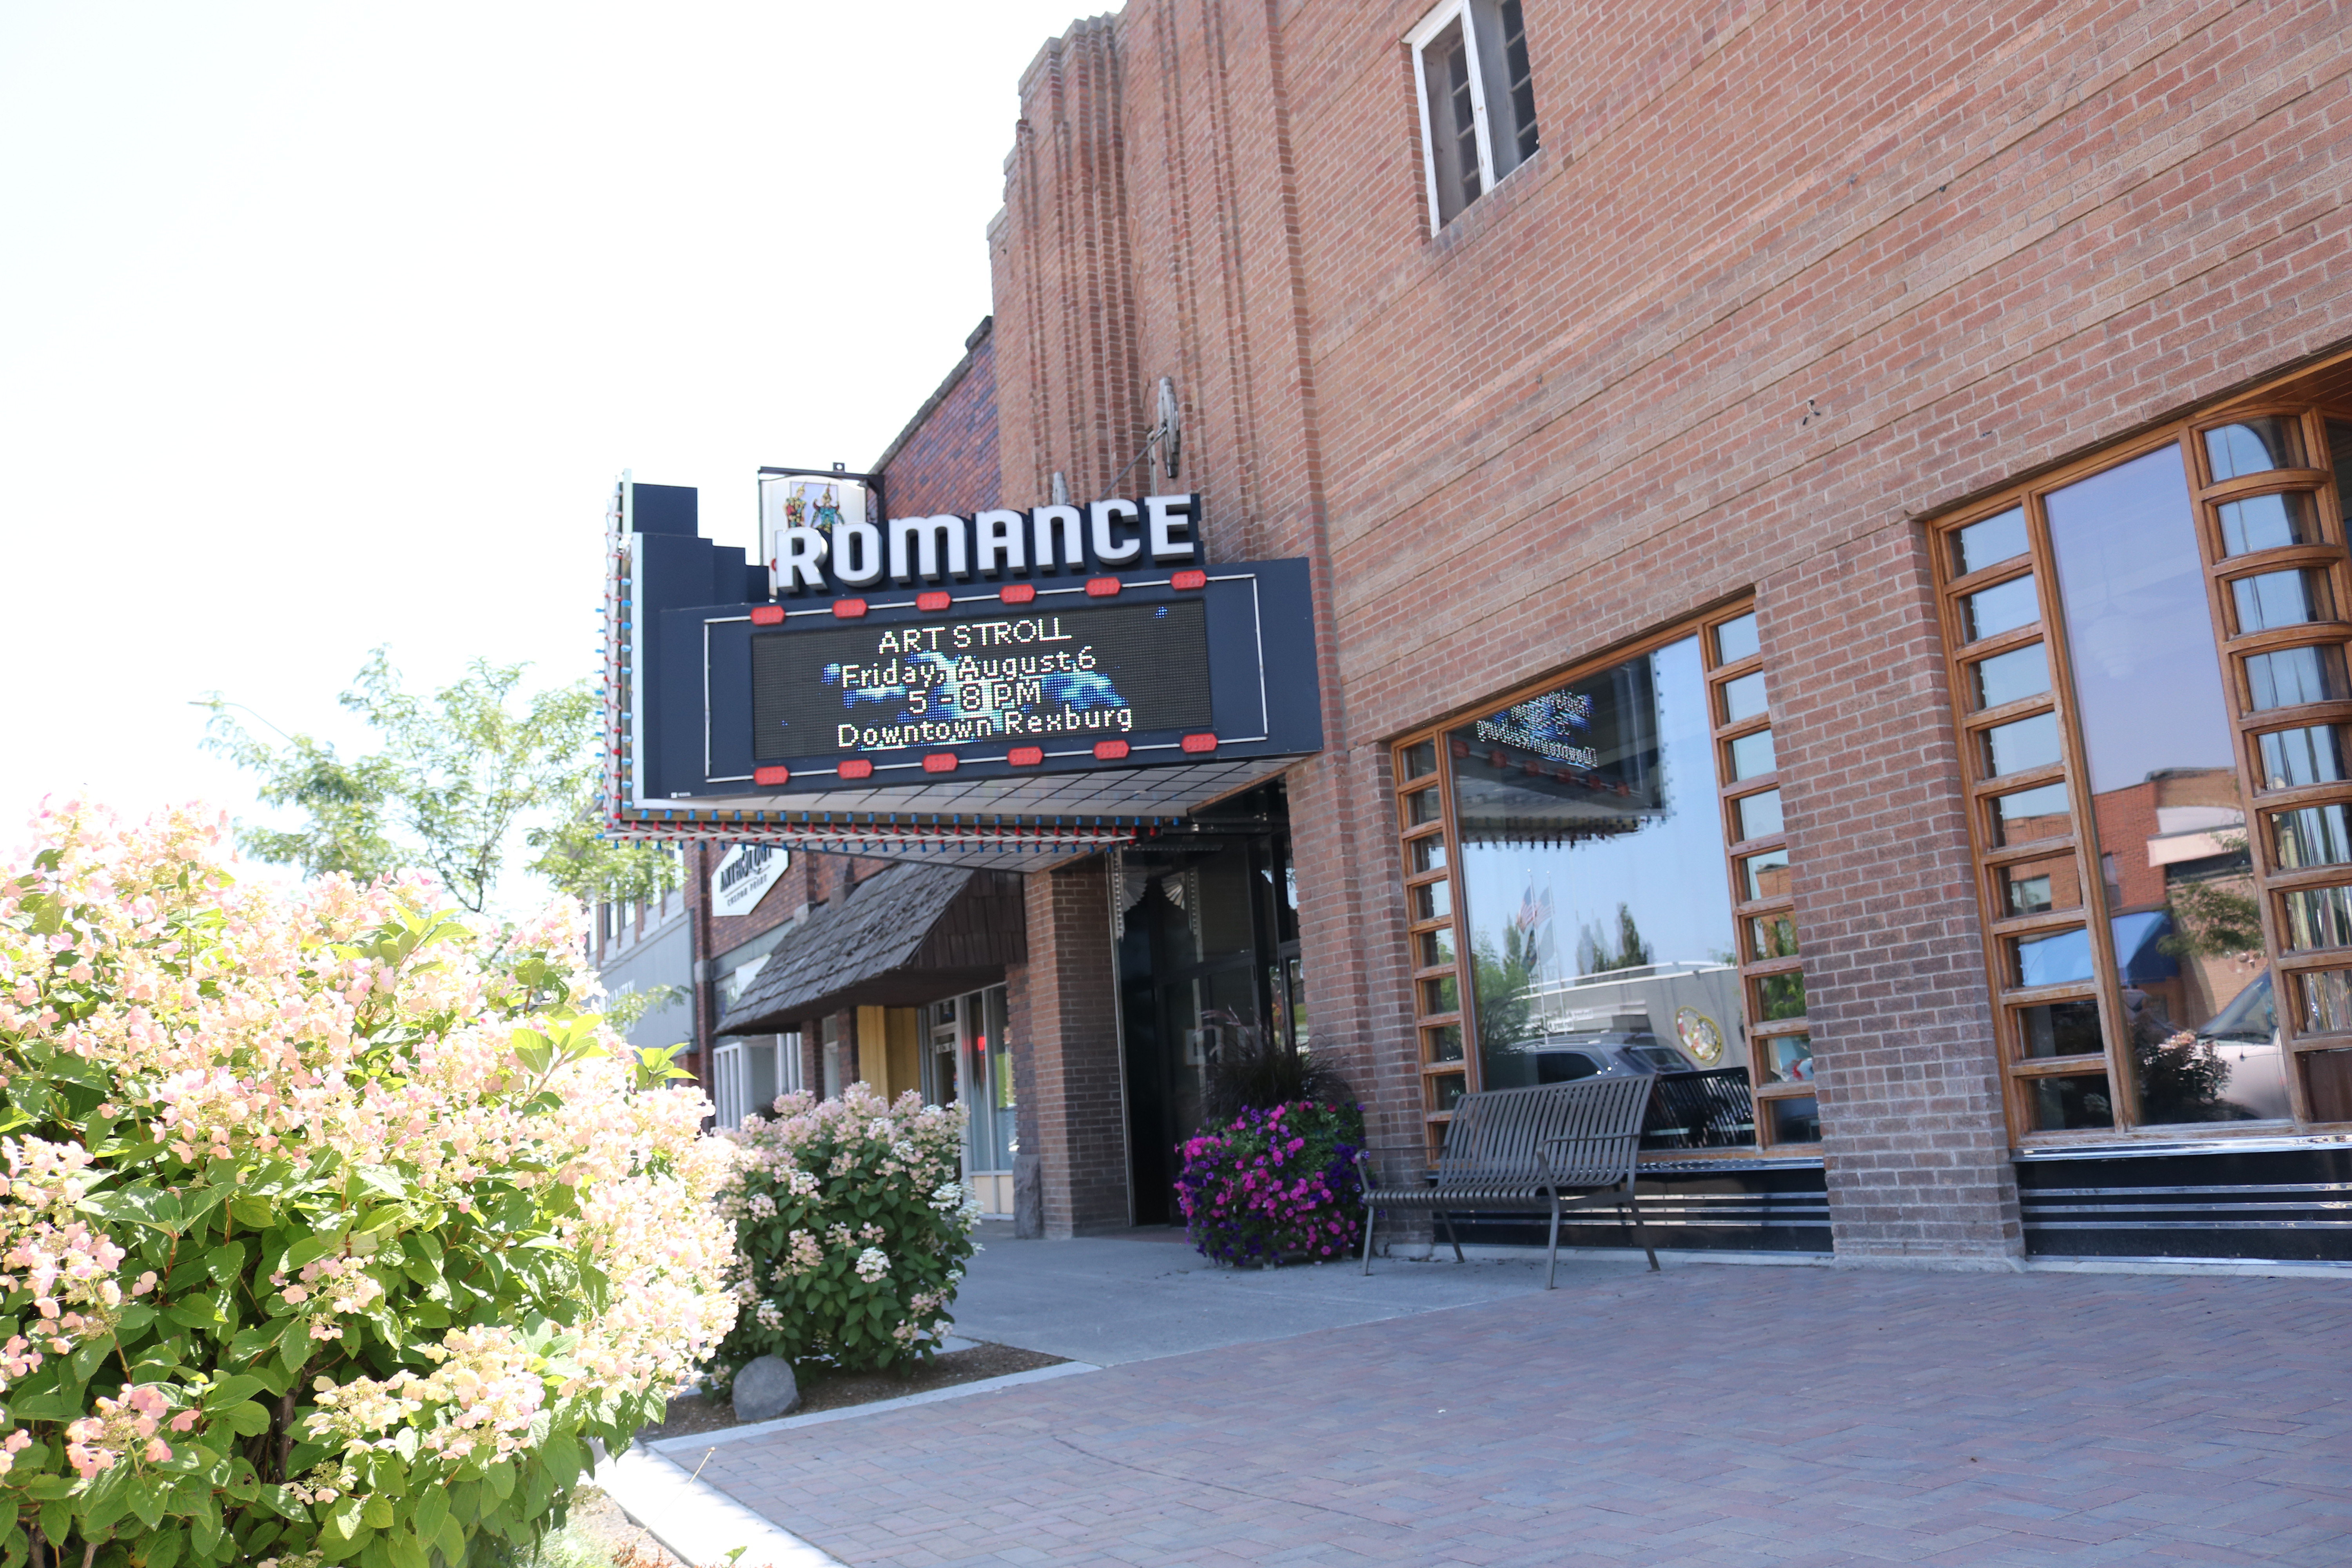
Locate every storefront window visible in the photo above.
<box><xmin>961</xmin><ymin>987</ymin><xmax>1016</xmax><ymax>1174</ymax></box>
<box><xmin>1391</xmin><ymin>604</ymin><xmax>1806</xmax><ymax>1154</ymax></box>
<box><xmin>1935</xmin><ymin>398</ymin><xmax>2352</xmax><ymax>1135</ymax></box>
<box><xmin>1450</xmin><ymin>635</ymin><xmax>1737</xmax><ymax>1092</ymax></box>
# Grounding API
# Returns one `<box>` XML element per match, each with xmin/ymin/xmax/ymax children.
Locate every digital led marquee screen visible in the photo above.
<box><xmin>750</xmin><ymin>600</ymin><xmax>1212</xmax><ymax>761</ymax></box>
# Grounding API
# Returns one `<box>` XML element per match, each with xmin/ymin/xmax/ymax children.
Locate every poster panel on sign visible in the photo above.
<box><xmin>759</xmin><ymin>474</ymin><xmax>873</xmax><ymax>596</ymax></box>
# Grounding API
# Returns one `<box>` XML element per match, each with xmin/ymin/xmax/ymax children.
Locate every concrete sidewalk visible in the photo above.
<box><xmin>946</xmin><ymin>1222</ymin><xmax>1673</xmax><ymax>1365</ymax></box>
<box><xmin>690</xmin><ymin>1262</ymin><xmax>2352</xmax><ymax>1566</ymax></box>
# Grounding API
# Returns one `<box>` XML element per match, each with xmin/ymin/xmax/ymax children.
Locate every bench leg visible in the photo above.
<box><xmin>1544</xmin><ymin>1195</ymin><xmax>1563</xmax><ymax>1290</ymax></box>
<box><xmin>1620</xmin><ymin>1187</ymin><xmax>1660</xmax><ymax>1272</ymax></box>
<box><xmin>1361</xmin><ymin>1199</ymin><xmax>1378</xmax><ymax>1276</ymax></box>
<box><xmin>1436</xmin><ymin>1205</ymin><xmax>1466</xmax><ymax>1264</ymax></box>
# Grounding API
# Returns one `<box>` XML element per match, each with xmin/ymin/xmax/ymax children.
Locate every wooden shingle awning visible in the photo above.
<box><xmin>715</xmin><ymin>862</ymin><xmax>1026</xmax><ymax>1034</ymax></box>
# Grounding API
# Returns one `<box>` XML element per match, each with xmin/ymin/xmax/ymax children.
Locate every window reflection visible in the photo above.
<box><xmin>2281</xmin><ymin>884</ymin><xmax>2352</xmax><ymax>951</ymax></box>
<box><xmin>1728</xmin><ymin>729</ymin><xmax>1776</xmax><ymax>779</ymax></box>
<box><xmin>2019</xmin><ymin>1000</ymin><xmax>2102</xmax><ymax>1058</ymax></box>
<box><xmin>2232</xmin><ymin>569</ymin><xmax>2335</xmax><ymax>633</ymax></box>
<box><xmin>2258</xmin><ymin>724</ymin><xmax>2350</xmax><ymax>789</ymax></box>
<box><xmin>1971</xmin><ymin>642</ymin><xmax>2051</xmax><ymax>709</ymax></box>
<box><xmin>1720</xmin><ymin>670</ymin><xmax>1768</xmax><ymax>724</ymax></box>
<box><xmin>1991</xmin><ymin>782</ymin><xmax>2072</xmax><ymax>846</ymax></box>
<box><xmin>2205</xmin><ymin>417</ymin><xmax>2304</xmax><ymax>481</ymax></box>
<box><xmin>1448</xmin><ymin>637</ymin><xmax>1748</xmax><ymax>1129</ymax></box>
<box><xmin>1741</xmin><ymin>848</ymin><xmax>1790</xmax><ymax>900</ymax></box>
<box><xmin>1736</xmin><ymin>789</ymin><xmax>1783</xmax><ymax>842</ymax></box>
<box><xmin>2216</xmin><ymin>491</ymin><xmax>2318</xmax><ymax>556</ymax></box>
<box><xmin>1759</xmin><ymin>1033</ymin><xmax>1813</xmax><ymax>1083</ymax></box>
<box><xmin>2002</xmin><ymin>851</ymin><xmax>2080</xmax><ymax>916</ymax></box>
<box><xmin>1715</xmin><ymin>613</ymin><xmax>1759</xmax><ymax>663</ymax></box>
<box><xmin>2045</xmin><ymin>446</ymin><xmax>2279</xmax><ymax>1124</ymax></box>
<box><xmin>2030</xmin><ymin>1072</ymin><xmax>2114</xmax><ymax>1131</ymax></box>
<box><xmin>1748</xmin><ymin>915</ymin><xmax>1798</xmax><ymax>961</ymax></box>
<box><xmin>2013</xmin><ymin>928</ymin><xmax>2094</xmax><ymax>987</ymax></box>
<box><xmin>2274</xmin><ymin>803</ymin><xmax>2352</xmax><ymax>869</ymax></box>
<box><xmin>2303</xmin><ymin>969</ymin><xmax>2352</xmax><ymax>1033</ymax></box>
<box><xmin>2245</xmin><ymin>645</ymin><xmax>2349</xmax><ymax>710</ymax></box>
<box><xmin>1767</xmin><ymin>1096</ymin><xmax>1820</xmax><ymax>1142</ymax></box>
<box><xmin>1983</xmin><ymin>711</ymin><xmax>2063</xmax><ymax>776</ymax></box>
<box><xmin>1953</xmin><ymin>508</ymin><xmax>2029</xmax><ymax>577</ymax></box>
<box><xmin>1961</xmin><ymin>575</ymin><xmax>2039</xmax><ymax>642</ymax></box>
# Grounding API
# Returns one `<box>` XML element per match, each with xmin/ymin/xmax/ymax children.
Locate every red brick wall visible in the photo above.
<box><xmin>1009</xmin><ymin>860</ymin><xmax>1129</xmax><ymax>1235</ymax></box>
<box><xmin>982</xmin><ymin>0</ymin><xmax>2352</xmax><ymax>1257</ymax></box>
<box><xmin>876</xmin><ymin>330</ymin><xmax>1002</xmax><ymax>517</ymax></box>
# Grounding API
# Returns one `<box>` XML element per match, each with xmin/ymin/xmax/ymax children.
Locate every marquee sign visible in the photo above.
<box><xmin>603</xmin><ymin>474</ymin><xmax>1322</xmax><ymax>862</ymax></box>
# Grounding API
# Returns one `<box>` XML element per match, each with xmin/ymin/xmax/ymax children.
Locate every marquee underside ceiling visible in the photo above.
<box><xmin>615</xmin><ymin>755</ymin><xmax>1304</xmax><ymax>870</ymax></box>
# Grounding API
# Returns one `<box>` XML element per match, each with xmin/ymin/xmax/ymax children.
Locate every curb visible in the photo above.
<box><xmin>650</xmin><ymin>1359</ymin><xmax>1101</xmax><ymax>1455</ymax></box>
<box><xmin>595</xmin><ymin>1445</ymin><xmax>843</xmax><ymax>1568</ymax></box>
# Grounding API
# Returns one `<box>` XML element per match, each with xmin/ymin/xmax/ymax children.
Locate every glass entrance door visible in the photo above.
<box><xmin>1117</xmin><ymin>799</ymin><xmax>1298</xmax><ymax>1225</ymax></box>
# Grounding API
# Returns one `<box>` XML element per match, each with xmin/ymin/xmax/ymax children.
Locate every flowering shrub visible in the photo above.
<box><xmin>714</xmin><ymin>1085</ymin><xmax>978</xmax><ymax>1376</ymax></box>
<box><xmin>1175</xmin><ymin>1101</ymin><xmax>1365</xmax><ymax>1266</ymax></box>
<box><xmin>0</xmin><ymin>800</ymin><xmax>737</xmax><ymax>1568</ymax></box>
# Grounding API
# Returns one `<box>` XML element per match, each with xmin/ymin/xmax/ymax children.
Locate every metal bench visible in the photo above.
<box><xmin>1641</xmin><ymin>1067</ymin><xmax>1757</xmax><ymax>1151</ymax></box>
<box><xmin>1359</xmin><ymin>1075</ymin><xmax>1659</xmax><ymax>1288</ymax></box>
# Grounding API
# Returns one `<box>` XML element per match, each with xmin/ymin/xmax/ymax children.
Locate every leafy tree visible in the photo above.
<box><xmin>2160</xmin><ymin>875</ymin><xmax>2263</xmax><ymax>960</ymax></box>
<box><xmin>1575</xmin><ymin>904</ymin><xmax>1652</xmax><ymax>975</ymax></box>
<box><xmin>1472</xmin><ymin>925</ymin><xmax>1540</xmax><ymax>1062</ymax></box>
<box><xmin>200</xmin><ymin>648</ymin><xmax>675</xmax><ymax>916</ymax></box>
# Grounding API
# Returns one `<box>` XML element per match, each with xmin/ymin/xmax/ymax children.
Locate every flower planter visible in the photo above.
<box><xmin>1174</xmin><ymin>1101</ymin><xmax>1366</xmax><ymax>1266</ymax></box>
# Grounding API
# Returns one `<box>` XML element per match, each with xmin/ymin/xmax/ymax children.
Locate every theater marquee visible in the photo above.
<box><xmin>603</xmin><ymin>473</ymin><xmax>1322</xmax><ymax>863</ymax></box>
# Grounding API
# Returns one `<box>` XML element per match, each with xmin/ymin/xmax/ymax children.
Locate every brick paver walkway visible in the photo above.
<box><xmin>693</xmin><ymin>1266</ymin><xmax>2352</xmax><ymax>1566</ymax></box>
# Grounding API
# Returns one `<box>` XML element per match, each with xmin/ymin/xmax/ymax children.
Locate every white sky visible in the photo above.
<box><xmin>0</xmin><ymin>2</ymin><xmax>1093</xmax><ymax>900</ymax></box>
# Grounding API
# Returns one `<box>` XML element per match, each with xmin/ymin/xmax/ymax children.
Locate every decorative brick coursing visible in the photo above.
<box><xmin>1009</xmin><ymin>861</ymin><xmax>1129</xmax><ymax>1236</ymax></box>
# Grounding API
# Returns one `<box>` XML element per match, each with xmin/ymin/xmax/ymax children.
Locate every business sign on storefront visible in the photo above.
<box><xmin>710</xmin><ymin>842</ymin><xmax>790</xmax><ymax>917</ymax></box>
<box><xmin>604</xmin><ymin>474</ymin><xmax>1321</xmax><ymax>854</ymax></box>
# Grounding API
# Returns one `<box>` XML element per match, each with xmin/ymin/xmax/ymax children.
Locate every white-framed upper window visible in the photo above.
<box><xmin>1407</xmin><ymin>0</ymin><xmax>1541</xmax><ymax>232</ymax></box>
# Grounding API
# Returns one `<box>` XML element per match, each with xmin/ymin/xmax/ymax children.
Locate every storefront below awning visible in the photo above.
<box><xmin>717</xmin><ymin>862</ymin><xmax>1027</xmax><ymax>1033</ymax></box>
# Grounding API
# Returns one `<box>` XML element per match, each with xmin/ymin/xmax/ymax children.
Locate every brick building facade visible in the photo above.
<box><xmin>653</xmin><ymin>0</ymin><xmax>2352</xmax><ymax>1261</ymax></box>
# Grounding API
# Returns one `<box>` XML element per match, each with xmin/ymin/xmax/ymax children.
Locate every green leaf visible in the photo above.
<box><xmin>226</xmin><ymin>1400</ymin><xmax>274</xmax><ymax>1436</ymax></box>
<box><xmin>257</xmin><ymin>1484</ymin><xmax>312</xmax><ymax>1522</ymax></box>
<box><xmin>129</xmin><ymin>1472</ymin><xmax>170</xmax><ymax>1529</ymax></box>
<box><xmin>147</xmin><ymin>1528</ymin><xmax>185</xmax><ymax>1568</ymax></box>
<box><xmin>435</xmin><ymin>1511</ymin><xmax>467</xmax><ymax>1566</ymax></box>
<box><xmin>206</xmin><ymin>1241</ymin><xmax>249</xmax><ymax>1285</ymax></box>
<box><xmin>483</xmin><ymin>1459</ymin><xmax>514</xmax><ymax>1500</ymax></box>
<box><xmin>227</xmin><ymin>1325</ymin><xmax>278</xmax><ymax>1364</ymax></box>
<box><xmin>330</xmin><ymin>1495</ymin><xmax>367</xmax><ymax>1540</ymax></box>
<box><xmin>9</xmin><ymin>1390</ymin><xmax>83</xmax><ymax>1423</ymax></box>
<box><xmin>362</xmin><ymin>1495</ymin><xmax>396</xmax><ymax>1530</ymax></box>
<box><xmin>409</xmin><ymin>1483</ymin><xmax>450</xmax><ymax>1543</ymax></box>
<box><xmin>192</xmin><ymin>1494</ymin><xmax>225</xmax><ymax>1552</ymax></box>
<box><xmin>387</xmin><ymin>1529</ymin><xmax>430</xmax><ymax>1568</ymax></box>
<box><xmin>204</xmin><ymin>1373</ymin><xmax>267</xmax><ymax>1408</ymax></box>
